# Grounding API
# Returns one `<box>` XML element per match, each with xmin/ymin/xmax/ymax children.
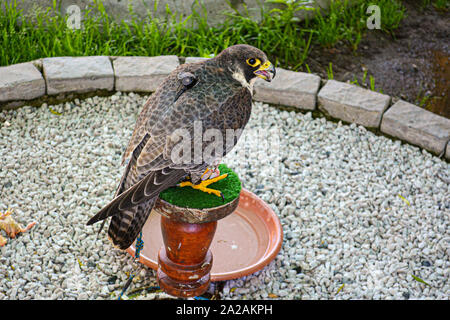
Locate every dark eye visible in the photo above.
<box><xmin>246</xmin><ymin>58</ymin><xmax>261</xmax><ymax>67</ymax></box>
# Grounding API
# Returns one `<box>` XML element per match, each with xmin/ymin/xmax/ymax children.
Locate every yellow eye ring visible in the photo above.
<box><xmin>246</xmin><ymin>58</ymin><xmax>261</xmax><ymax>67</ymax></box>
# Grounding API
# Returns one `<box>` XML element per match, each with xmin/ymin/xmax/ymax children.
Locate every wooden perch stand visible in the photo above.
<box><xmin>153</xmin><ymin>194</ymin><xmax>240</xmax><ymax>298</ymax></box>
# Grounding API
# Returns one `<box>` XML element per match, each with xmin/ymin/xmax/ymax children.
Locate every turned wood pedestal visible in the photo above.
<box><xmin>153</xmin><ymin>194</ymin><xmax>240</xmax><ymax>298</ymax></box>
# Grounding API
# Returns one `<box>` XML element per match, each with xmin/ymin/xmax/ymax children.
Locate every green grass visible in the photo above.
<box><xmin>421</xmin><ymin>0</ymin><xmax>449</xmax><ymax>10</ymax></box>
<box><xmin>374</xmin><ymin>0</ymin><xmax>406</xmax><ymax>34</ymax></box>
<box><xmin>349</xmin><ymin>70</ymin><xmax>384</xmax><ymax>94</ymax></box>
<box><xmin>312</xmin><ymin>0</ymin><xmax>366</xmax><ymax>49</ymax></box>
<box><xmin>159</xmin><ymin>164</ymin><xmax>242</xmax><ymax>209</ymax></box>
<box><xmin>311</xmin><ymin>0</ymin><xmax>405</xmax><ymax>49</ymax></box>
<box><xmin>0</xmin><ymin>0</ymin><xmax>407</xmax><ymax>70</ymax></box>
<box><xmin>326</xmin><ymin>62</ymin><xmax>334</xmax><ymax>80</ymax></box>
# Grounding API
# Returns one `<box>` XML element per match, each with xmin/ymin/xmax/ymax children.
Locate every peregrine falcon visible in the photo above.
<box><xmin>87</xmin><ymin>44</ymin><xmax>276</xmax><ymax>250</ymax></box>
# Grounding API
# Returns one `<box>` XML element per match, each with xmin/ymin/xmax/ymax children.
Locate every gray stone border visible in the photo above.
<box><xmin>1</xmin><ymin>55</ymin><xmax>449</xmax><ymax>161</ymax></box>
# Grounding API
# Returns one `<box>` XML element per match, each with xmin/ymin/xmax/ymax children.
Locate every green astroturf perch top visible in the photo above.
<box><xmin>159</xmin><ymin>164</ymin><xmax>242</xmax><ymax>209</ymax></box>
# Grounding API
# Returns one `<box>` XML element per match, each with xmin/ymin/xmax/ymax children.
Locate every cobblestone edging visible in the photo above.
<box><xmin>0</xmin><ymin>55</ymin><xmax>449</xmax><ymax>160</ymax></box>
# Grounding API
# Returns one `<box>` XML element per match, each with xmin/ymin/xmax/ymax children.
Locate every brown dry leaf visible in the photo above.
<box><xmin>0</xmin><ymin>234</ymin><xmax>6</xmax><ymax>246</ymax></box>
<box><xmin>268</xmin><ymin>293</ymin><xmax>278</xmax><ymax>298</ymax></box>
<box><xmin>0</xmin><ymin>209</ymin><xmax>37</xmax><ymax>245</ymax></box>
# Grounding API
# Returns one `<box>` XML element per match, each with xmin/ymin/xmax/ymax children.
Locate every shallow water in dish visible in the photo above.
<box><xmin>132</xmin><ymin>190</ymin><xmax>281</xmax><ymax>281</ymax></box>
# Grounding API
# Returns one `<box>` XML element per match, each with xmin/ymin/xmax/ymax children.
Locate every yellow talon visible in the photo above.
<box><xmin>178</xmin><ymin>173</ymin><xmax>228</xmax><ymax>201</ymax></box>
<box><xmin>203</xmin><ymin>173</ymin><xmax>228</xmax><ymax>185</ymax></box>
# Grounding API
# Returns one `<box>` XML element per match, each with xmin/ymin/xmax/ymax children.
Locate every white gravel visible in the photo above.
<box><xmin>0</xmin><ymin>92</ymin><xmax>449</xmax><ymax>300</ymax></box>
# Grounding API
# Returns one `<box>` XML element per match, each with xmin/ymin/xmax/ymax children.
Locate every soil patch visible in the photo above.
<box><xmin>303</xmin><ymin>1</ymin><xmax>449</xmax><ymax>118</ymax></box>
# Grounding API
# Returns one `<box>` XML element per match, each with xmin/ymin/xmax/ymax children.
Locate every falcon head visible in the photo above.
<box><xmin>216</xmin><ymin>44</ymin><xmax>276</xmax><ymax>85</ymax></box>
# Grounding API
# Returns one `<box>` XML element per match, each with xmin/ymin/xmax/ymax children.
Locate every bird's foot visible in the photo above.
<box><xmin>178</xmin><ymin>172</ymin><xmax>228</xmax><ymax>201</ymax></box>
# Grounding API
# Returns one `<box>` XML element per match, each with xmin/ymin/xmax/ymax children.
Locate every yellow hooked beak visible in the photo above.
<box><xmin>254</xmin><ymin>61</ymin><xmax>276</xmax><ymax>82</ymax></box>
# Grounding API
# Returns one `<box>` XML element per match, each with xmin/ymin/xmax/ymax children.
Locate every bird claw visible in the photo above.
<box><xmin>178</xmin><ymin>172</ymin><xmax>228</xmax><ymax>202</ymax></box>
<box><xmin>200</xmin><ymin>168</ymin><xmax>221</xmax><ymax>181</ymax></box>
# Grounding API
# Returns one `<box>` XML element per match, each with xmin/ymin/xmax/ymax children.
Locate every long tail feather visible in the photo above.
<box><xmin>86</xmin><ymin>168</ymin><xmax>187</xmax><ymax>226</ymax></box>
<box><xmin>107</xmin><ymin>198</ymin><xmax>156</xmax><ymax>250</ymax></box>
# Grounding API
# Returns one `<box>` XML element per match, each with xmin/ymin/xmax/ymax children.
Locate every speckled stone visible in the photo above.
<box><xmin>184</xmin><ymin>57</ymin><xmax>210</xmax><ymax>64</ymax></box>
<box><xmin>318</xmin><ymin>80</ymin><xmax>391</xmax><ymax>128</ymax></box>
<box><xmin>43</xmin><ymin>56</ymin><xmax>114</xmax><ymax>95</ymax></box>
<box><xmin>446</xmin><ymin>142</ymin><xmax>450</xmax><ymax>160</ymax></box>
<box><xmin>0</xmin><ymin>62</ymin><xmax>45</xmax><ymax>102</ymax></box>
<box><xmin>253</xmin><ymin>68</ymin><xmax>320</xmax><ymax>110</ymax></box>
<box><xmin>113</xmin><ymin>56</ymin><xmax>179</xmax><ymax>92</ymax></box>
<box><xmin>381</xmin><ymin>100</ymin><xmax>450</xmax><ymax>156</ymax></box>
